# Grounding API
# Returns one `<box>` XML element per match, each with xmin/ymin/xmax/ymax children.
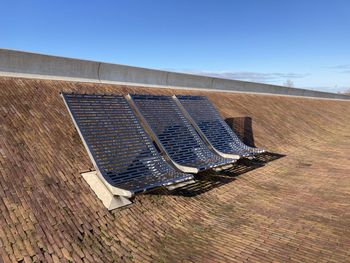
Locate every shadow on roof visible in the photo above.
<box><xmin>147</xmin><ymin>152</ymin><xmax>286</xmax><ymax>197</ymax></box>
<box><xmin>225</xmin><ymin>116</ymin><xmax>257</xmax><ymax>147</ymax></box>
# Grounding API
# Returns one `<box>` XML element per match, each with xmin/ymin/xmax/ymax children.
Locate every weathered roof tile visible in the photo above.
<box><xmin>1</xmin><ymin>77</ymin><xmax>350</xmax><ymax>262</ymax></box>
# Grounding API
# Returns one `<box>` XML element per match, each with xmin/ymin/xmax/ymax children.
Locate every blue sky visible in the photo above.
<box><xmin>1</xmin><ymin>0</ymin><xmax>349</xmax><ymax>92</ymax></box>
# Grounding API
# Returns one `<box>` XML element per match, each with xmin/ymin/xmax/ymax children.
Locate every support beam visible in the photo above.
<box><xmin>82</xmin><ymin>171</ymin><xmax>132</xmax><ymax>210</ymax></box>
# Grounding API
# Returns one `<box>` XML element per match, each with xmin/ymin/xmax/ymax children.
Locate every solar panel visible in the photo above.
<box><xmin>61</xmin><ymin>93</ymin><xmax>193</xmax><ymax>194</ymax></box>
<box><xmin>129</xmin><ymin>94</ymin><xmax>235</xmax><ymax>172</ymax></box>
<box><xmin>175</xmin><ymin>95</ymin><xmax>265</xmax><ymax>157</ymax></box>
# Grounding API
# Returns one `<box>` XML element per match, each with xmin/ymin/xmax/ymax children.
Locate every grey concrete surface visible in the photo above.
<box><xmin>0</xmin><ymin>49</ymin><xmax>349</xmax><ymax>100</ymax></box>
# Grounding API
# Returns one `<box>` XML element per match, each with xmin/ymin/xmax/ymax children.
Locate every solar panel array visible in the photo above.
<box><xmin>62</xmin><ymin>93</ymin><xmax>193</xmax><ymax>193</ymax></box>
<box><xmin>176</xmin><ymin>95</ymin><xmax>265</xmax><ymax>156</ymax></box>
<box><xmin>130</xmin><ymin>94</ymin><xmax>235</xmax><ymax>171</ymax></box>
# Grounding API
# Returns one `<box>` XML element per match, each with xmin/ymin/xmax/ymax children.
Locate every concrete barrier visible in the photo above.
<box><xmin>99</xmin><ymin>62</ymin><xmax>168</xmax><ymax>86</ymax></box>
<box><xmin>166</xmin><ymin>71</ymin><xmax>213</xmax><ymax>90</ymax></box>
<box><xmin>0</xmin><ymin>49</ymin><xmax>349</xmax><ymax>100</ymax></box>
<box><xmin>0</xmin><ymin>49</ymin><xmax>100</xmax><ymax>82</ymax></box>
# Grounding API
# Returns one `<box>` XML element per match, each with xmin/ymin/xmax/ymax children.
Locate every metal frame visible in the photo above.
<box><xmin>61</xmin><ymin>93</ymin><xmax>133</xmax><ymax>198</ymax></box>
<box><xmin>175</xmin><ymin>95</ymin><xmax>265</xmax><ymax>157</ymax></box>
<box><xmin>61</xmin><ymin>93</ymin><xmax>194</xmax><ymax>210</ymax></box>
<box><xmin>126</xmin><ymin>94</ymin><xmax>199</xmax><ymax>173</ymax></box>
<box><xmin>172</xmin><ymin>95</ymin><xmax>241</xmax><ymax>160</ymax></box>
<box><xmin>128</xmin><ymin>94</ymin><xmax>236</xmax><ymax>172</ymax></box>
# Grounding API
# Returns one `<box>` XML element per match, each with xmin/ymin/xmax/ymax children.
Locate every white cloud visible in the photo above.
<box><xmin>174</xmin><ymin>69</ymin><xmax>309</xmax><ymax>83</ymax></box>
<box><xmin>330</xmin><ymin>64</ymin><xmax>350</xmax><ymax>69</ymax></box>
<box><xmin>330</xmin><ymin>65</ymin><xmax>350</xmax><ymax>74</ymax></box>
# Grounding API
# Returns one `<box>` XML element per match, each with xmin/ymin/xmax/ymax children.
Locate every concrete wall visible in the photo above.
<box><xmin>0</xmin><ymin>49</ymin><xmax>349</xmax><ymax>100</ymax></box>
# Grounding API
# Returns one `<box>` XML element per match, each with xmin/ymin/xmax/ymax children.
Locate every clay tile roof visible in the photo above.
<box><xmin>1</xmin><ymin>76</ymin><xmax>350</xmax><ymax>262</ymax></box>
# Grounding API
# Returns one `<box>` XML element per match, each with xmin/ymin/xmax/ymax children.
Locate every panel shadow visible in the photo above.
<box><xmin>225</xmin><ymin>117</ymin><xmax>256</xmax><ymax>147</ymax></box>
<box><xmin>147</xmin><ymin>152</ymin><xmax>285</xmax><ymax>197</ymax></box>
<box><xmin>146</xmin><ymin>116</ymin><xmax>286</xmax><ymax>197</ymax></box>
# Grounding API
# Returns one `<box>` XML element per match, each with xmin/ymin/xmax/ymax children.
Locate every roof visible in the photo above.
<box><xmin>1</xmin><ymin>76</ymin><xmax>350</xmax><ymax>262</ymax></box>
